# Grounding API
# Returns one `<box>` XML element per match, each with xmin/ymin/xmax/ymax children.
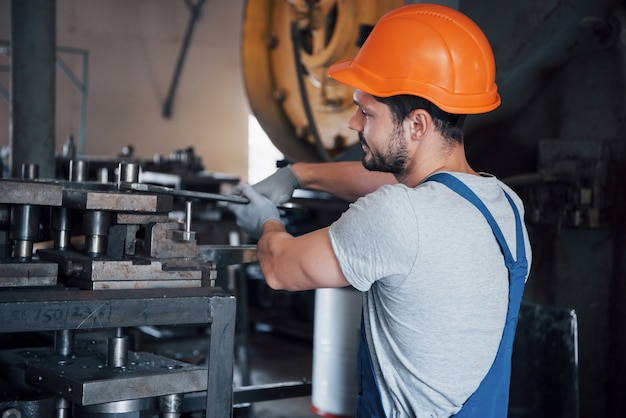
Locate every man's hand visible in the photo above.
<box><xmin>252</xmin><ymin>165</ymin><xmax>301</xmax><ymax>205</ymax></box>
<box><xmin>229</xmin><ymin>184</ymin><xmax>282</xmax><ymax>239</ymax></box>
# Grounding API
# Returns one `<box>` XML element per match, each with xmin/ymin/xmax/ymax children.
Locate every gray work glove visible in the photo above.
<box><xmin>229</xmin><ymin>184</ymin><xmax>283</xmax><ymax>240</ymax></box>
<box><xmin>252</xmin><ymin>165</ymin><xmax>301</xmax><ymax>205</ymax></box>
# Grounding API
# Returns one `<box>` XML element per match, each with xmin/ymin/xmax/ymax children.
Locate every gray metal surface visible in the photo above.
<box><xmin>9</xmin><ymin>0</ymin><xmax>56</xmax><ymax>179</ymax></box>
<box><xmin>0</xmin><ymin>287</ymin><xmax>233</xmax><ymax>332</ymax></box>
<box><xmin>19</xmin><ymin>348</ymin><xmax>207</xmax><ymax>405</ymax></box>
<box><xmin>0</xmin><ymin>286</ymin><xmax>237</xmax><ymax>416</ymax></box>
<box><xmin>0</xmin><ymin>261</ymin><xmax>58</xmax><ymax>287</ymax></box>
<box><xmin>197</xmin><ymin>245</ymin><xmax>257</xmax><ymax>268</ymax></box>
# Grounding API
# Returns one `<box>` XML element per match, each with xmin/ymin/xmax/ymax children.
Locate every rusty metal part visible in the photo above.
<box><xmin>115</xmin><ymin>212</ymin><xmax>169</xmax><ymax>224</ymax></box>
<box><xmin>242</xmin><ymin>0</ymin><xmax>403</xmax><ymax>161</ymax></box>
<box><xmin>0</xmin><ymin>173</ymin><xmax>254</xmax><ymax>291</ymax></box>
<box><xmin>0</xmin><ymin>179</ymin><xmax>63</xmax><ymax>206</ymax></box>
<box><xmin>63</xmin><ymin>186</ymin><xmax>174</xmax><ymax>212</ymax></box>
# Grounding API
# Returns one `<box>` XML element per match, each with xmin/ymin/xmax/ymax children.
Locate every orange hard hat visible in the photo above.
<box><xmin>328</xmin><ymin>3</ymin><xmax>500</xmax><ymax>114</ymax></box>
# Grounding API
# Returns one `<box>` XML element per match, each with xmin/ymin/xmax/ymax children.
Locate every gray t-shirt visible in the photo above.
<box><xmin>328</xmin><ymin>172</ymin><xmax>532</xmax><ymax>417</ymax></box>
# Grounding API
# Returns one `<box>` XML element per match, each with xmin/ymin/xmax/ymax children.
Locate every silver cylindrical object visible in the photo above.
<box><xmin>55</xmin><ymin>397</ymin><xmax>71</xmax><ymax>418</ymax></box>
<box><xmin>98</xmin><ymin>167</ymin><xmax>109</xmax><ymax>183</ymax></box>
<box><xmin>74</xmin><ymin>398</ymin><xmax>156</xmax><ymax>418</ymax></box>
<box><xmin>69</xmin><ymin>159</ymin><xmax>89</xmax><ymax>182</ymax></box>
<box><xmin>83</xmin><ymin>210</ymin><xmax>111</xmax><ymax>255</ymax></box>
<box><xmin>54</xmin><ymin>329</ymin><xmax>74</xmax><ymax>357</ymax></box>
<box><xmin>185</xmin><ymin>201</ymin><xmax>192</xmax><ymax>233</ymax></box>
<box><xmin>10</xmin><ymin>204</ymin><xmax>40</xmax><ymax>258</ymax></box>
<box><xmin>119</xmin><ymin>162</ymin><xmax>140</xmax><ymax>184</ymax></box>
<box><xmin>11</xmin><ymin>240</ymin><xmax>33</xmax><ymax>259</ymax></box>
<box><xmin>21</xmin><ymin>163</ymin><xmax>39</xmax><ymax>180</ymax></box>
<box><xmin>107</xmin><ymin>328</ymin><xmax>128</xmax><ymax>368</ymax></box>
<box><xmin>52</xmin><ymin>207</ymin><xmax>72</xmax><ymax>250</ymax></box>
<box><xmin>158</xmin><ymin>394</ymin><xmax>183</xmax><ymax>418</ymax></box>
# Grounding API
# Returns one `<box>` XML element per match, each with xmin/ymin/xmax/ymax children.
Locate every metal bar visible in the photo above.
<box><xmin>54</xmin><ymin>47</ymin><xmax>89</xmax><ymax>155</ymax></box>
<box><xmin>0</xmin><ymin>287</ymin><xmax>230</xmax><ymax>333</ymax></box>
<box><xmin>0</xmin><ymin>39</ymin><xmax>89</xmax><ymax>154</ymax></box>
<box><xmin>205</xmin><ymin>294</ymin><xmax>237</xmax><ymax>418</ymax></box>
<box><xmin>10</xmin><ymin>0</ymin><xmax>57</xmax><ymax>179</ymax></box>
<box><xmin>119</xmin><ymin>182</ymin><xmax>249</xmax><ymax>204</ymax></box>
<box><xmin>0</xmin><ymin>43</ymin><xmax>9</xmax><ymax>103</ymax></box>
<box><xmin>56</xmin><ymin>54</ymin><xmax>83</xmax><ymax>90</ymax></box>
<box><xmin>78</xmin><ymin>50</ymin><xmax>89</xmax><ymax>155</ymax></box>
<box><xmin>56</xmin><ymin>45</ymin><xmax>89</xmax><ymax>55</ymax></box>
<box><xmin>182</xmin><ymin>381</ymin><xmax>313</xmax><ymax>411</ymax></box>
<box><xmin>162</xmin><ymin>0</ymin><xmax>207</xmax><ymax>118</ymax></box>
<box><xmin>196</xmin><ymin>245</ymin><xmax>257</xmax><ymax>268</ymax></box>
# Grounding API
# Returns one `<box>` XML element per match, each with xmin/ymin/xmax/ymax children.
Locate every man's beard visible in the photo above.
<box><xmin>360</xmin><ymin>126</ymin><xmax>408</xmax><ymax>175</ymax></box>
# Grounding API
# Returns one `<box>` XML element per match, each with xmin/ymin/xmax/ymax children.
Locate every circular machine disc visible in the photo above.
<box><xmin>242</xmin><ymin>0</ymin><xmax>404</xmax><ymax>163</ymax></box>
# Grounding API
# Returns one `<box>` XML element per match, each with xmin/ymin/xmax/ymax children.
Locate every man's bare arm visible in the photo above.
<box><xmin>257</xmin><ymin>220</ymin><xmax>350</xmax><ymax>291</ymax></box>
<box><xmin>292</xmin><ymin>161</ymin><xmax>396</xmax><ymax>202</ymax></box>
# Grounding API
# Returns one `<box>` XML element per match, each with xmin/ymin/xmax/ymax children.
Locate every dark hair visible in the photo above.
<box><xmin>374</xmin><ymin>95</ymin><xmax>466</xmax><ymax>145</ymax></box>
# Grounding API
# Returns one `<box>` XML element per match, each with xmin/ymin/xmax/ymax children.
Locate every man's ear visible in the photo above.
<box><xmin>406</xmin><ymin>109</ymin><xmax>432</xmax><ymax>140</ymax></box>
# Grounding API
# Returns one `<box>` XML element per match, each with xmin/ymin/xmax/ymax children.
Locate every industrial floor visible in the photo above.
<box><xmin>144</xmin><ymin>326</ymin><xmax>321</xmax><ymax>418</ymax></box>
<box><xmin>234</xmin><ymin>330</ymin><xmax>319</xmax><ymax>418</ymax></box>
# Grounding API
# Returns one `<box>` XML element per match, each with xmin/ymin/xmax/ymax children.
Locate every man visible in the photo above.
<box><xmin>230</xmin><ymin>4</ymin><xmax>531</xmax><ymax>417</ymax></box>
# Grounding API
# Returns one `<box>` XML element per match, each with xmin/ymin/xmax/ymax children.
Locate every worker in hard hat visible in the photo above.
<box><xmin>230</xmin><ymin>4</ymin><xmax>532</xmax><ymax>417</ymax></box>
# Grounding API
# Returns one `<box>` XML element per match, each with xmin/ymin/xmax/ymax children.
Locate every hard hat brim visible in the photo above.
<box><xmin>328</xmin><ymin>58</ymin><xmax>501</xmax><ymax>115</ymax></box>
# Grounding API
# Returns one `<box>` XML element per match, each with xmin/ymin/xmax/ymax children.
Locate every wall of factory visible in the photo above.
<box><xmin>0</xmin><ymin>0</ymin><xmax>249</xmax><ymax>181</ymax></box>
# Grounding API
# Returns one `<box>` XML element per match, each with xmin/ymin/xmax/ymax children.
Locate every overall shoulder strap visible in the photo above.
<box><xmin>426</xmin><ymin>173</ymin><xmax>530</xmax><ymax>417</ymax></box>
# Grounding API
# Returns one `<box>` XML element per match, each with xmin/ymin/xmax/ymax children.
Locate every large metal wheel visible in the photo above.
<box><xmin>242</xmin><ymin>0</ymin><xmax>403</xmax><ymax>162</ymax></box>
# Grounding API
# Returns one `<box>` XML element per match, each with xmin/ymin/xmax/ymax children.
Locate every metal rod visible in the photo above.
<box><xmin>119</xmin><ymin>182</ymin><xmax>249</xmax><ymax>204</ymax></box>
<box><xmin>185</xmin><ymin>200</ymin><xmax>192</xmax><ymax>233</ymax></box>
<box><xmin>162</xmin><ymin>0</ymin><xmax>207</xmax><ymax>118</ymax></box>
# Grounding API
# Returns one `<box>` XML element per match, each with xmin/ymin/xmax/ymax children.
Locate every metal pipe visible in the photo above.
<box><xmin>162</xmin><ymin>0</ymin><xmax>207</xmax><ymax>118</ymax></box>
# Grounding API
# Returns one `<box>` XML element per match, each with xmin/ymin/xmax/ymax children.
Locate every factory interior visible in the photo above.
<box><xmin>0</xmin><ymin>0</ymin><xmax>625</xmax><ymax>417</ymax></box>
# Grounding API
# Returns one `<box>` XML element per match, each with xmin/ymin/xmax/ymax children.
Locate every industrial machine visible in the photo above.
<box><xmin>1</xmin><ymin>0</ymin><xmax>625</xmax><ymax>417</ymax></box>
<box><xmin>0</xmin><ymin>158</ymin><xmax>254</xmax><ymax>418</ymax></box>
<box><xmin>242</xmin><ymin>1</ymin><xmax>626</xmax><ymax>418</ymax></box>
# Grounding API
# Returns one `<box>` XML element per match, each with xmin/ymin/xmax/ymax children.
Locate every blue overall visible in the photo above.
<box><xmin>355</xmin><ymin>173</ymin><xmax>528</xmax><ymax>418</ymax></box>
